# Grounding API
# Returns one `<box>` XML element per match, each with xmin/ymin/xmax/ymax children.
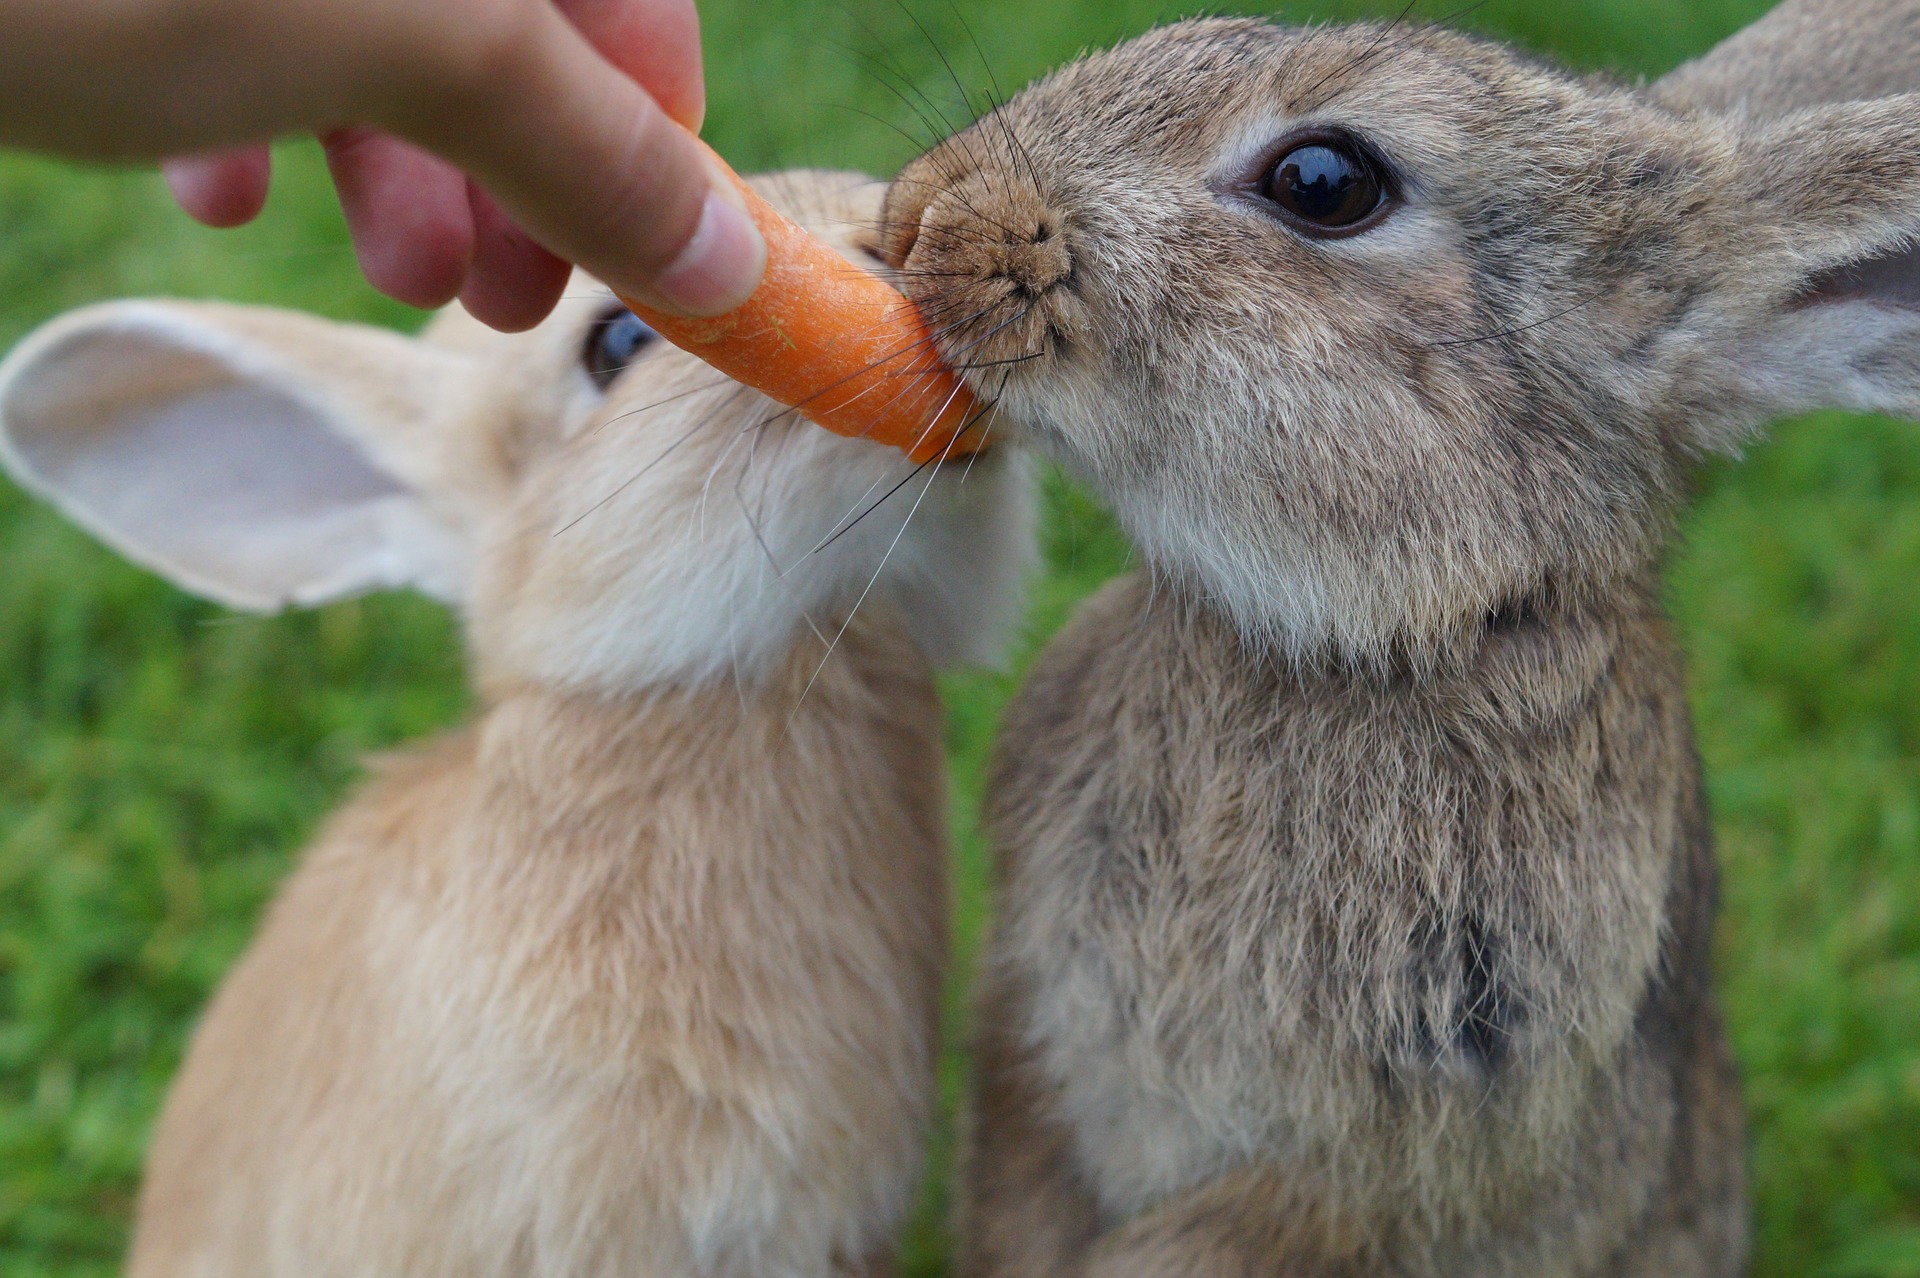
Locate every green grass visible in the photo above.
<box><xmin>1</xmin><ymin>0</ymin><xmax>1917</xmax><ymax>1274</ymax></box>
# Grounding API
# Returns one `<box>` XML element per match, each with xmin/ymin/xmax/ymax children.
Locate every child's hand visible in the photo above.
<box><xmin>0</xmin><ymin>0</ymin><xmax>767</xmax><ymax>330</ymax></box>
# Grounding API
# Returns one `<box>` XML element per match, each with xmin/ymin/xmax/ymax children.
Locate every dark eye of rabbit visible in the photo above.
<box><xmin>1263</xmin><ymin>141</ymin><xmax>1385</xmax><ymax>232</ymax></box>
<box><xmin>583</xmin><ymin>308</ymin><xmax>660</xmax><ymax>389</ymax></box>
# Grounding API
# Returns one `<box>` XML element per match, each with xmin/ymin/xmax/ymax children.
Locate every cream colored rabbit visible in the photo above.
<box><xmin>874</xmin><ymin>1</ymin><xmax>1920</xmax><ymax>1275</ymax></box>
<box><xmin>0</xmin><ymin>170</ymin><xmax>1035</xmax><ymax>1278</ymax></box>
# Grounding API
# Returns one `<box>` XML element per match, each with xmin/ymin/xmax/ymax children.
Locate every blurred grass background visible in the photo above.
<box><xmin>1</xmin><ymin>0</ymin><xmax>1917</xmax><ymax>1273</ymax></box>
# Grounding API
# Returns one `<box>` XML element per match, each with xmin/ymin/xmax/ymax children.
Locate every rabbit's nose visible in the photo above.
<box><xmin>998</xmin><ymin>218</ymin><xmax>1073</xmax><ymax>298</ymax></box>
<box><xmin>879</xmin><ymin>150</ymin><xmax>1072</xmax><ymax>293</ymax></box>
<box><xmin>882</xmin><ymin>180</ymin><xmax>1073</xmax><ymax>298</ymax></box>
<box><xmin>883</xmin><ymin>139</ymin><xmax>1084</xmax><ymax>370</ymax></box>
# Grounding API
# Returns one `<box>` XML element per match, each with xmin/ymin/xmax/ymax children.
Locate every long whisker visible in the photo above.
<box><xmin>939</xmin><ymin>0</ymin><xmax>1045</xmax><ymax>195</ymax></box>
<box><xmin>950</xmin><ymin>349</ymin><xmax>1048</xmax><ymax>372</ymax></box>
<box><xmin>1296</xmin><ymin>0</ymin><xmax>1495</xmax><ymax>112</ymax></box>
<box><xmin>560</xmin><ymin>288</ymin><xmax>994</xmax><ymax>537</ymax></box>
<box><xmin>784</xmin><ymin>322</ymin><xmax>1004</xmax><ymax>566</ymax></box>
<box><xmin>831</xmin><ymin>12</ymin><xmax>996</xmax><ymax>193</ymax></box>
<box><xmin>726</xmin><ymin>403</ymin><xmax>834</xmax><ymax>649</ymax></box>
<box><xmin>828</xmin><ymin>39</ymin><xmax>953</xmax><ymax>158</ymax></box>
<box><xmin>1294</xmin><ymin>0</ymin><xmax>1423</xmax><ymax>106</ymax></box>
<box><xmin>890</xmin><ymin>0</ymin><xmax>990</xmax><ymax>150</ymax></box>
<box><xmin>823</xmin><ymin>100</ymin><xmax>952</xmax><ymax>165</ymax></box>
<box><xmin>806</xmin><ymin>387</ymin><xmax>1002</xmax><ymax>560</ymax></box>
<box><xmin>1422</xmin><ymin>286</ymin><xmax>1608</xmax><ymax>350</ymax></box>
<box><xmin>588</xmin><ymin>371</ymin><xmax>748</xmax><ymax>437</ymax></box>
<box><xmin>835</xmin><ymin>9</ymin><xmax>1026</xmax><ymax>236</ymax></box>
<box><xmin>868</xmin><ymin>1</ymin><xmax>1018</xmax><ymax>205</ymax></box>
<box><xmin>798</xmin><ymin>299</ymin><xmax>1020</xmax><ymax>559</ymax></box>
<box><xmin>786</xmin><ymin>399</ymin><xmax>974</xmax><ymax>728</ymax></box>
<box><xmin>958</xmin><ymin>367</ymin><xmax>1018</xmax><ymax>484</ymax></box>
<box><xmin>551</xmin><ymin>385</ymin><xmax>766</xmax><ymax>537</ymax></box>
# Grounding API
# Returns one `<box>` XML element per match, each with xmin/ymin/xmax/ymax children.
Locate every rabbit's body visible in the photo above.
<box><xmin>874</xmin><ymin>3</ymin><xmax>1920</xmax><ymax>1274</ymax></box>
<box><xmin>132</xmin><ymin>626</ymin><xmax>942</xmax><ymax>1278</ymax></box>
<box><xmin>970</xmin><ymin>576</ymin><xmax>1742</xmax><ymax>1277</ymax></box>
<box><xmin>0</xmin><ymin>172</ymin><xmax>1036</xmax><ymax>1278</ymax></box>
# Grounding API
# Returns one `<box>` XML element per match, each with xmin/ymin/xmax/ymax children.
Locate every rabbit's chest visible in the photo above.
<box><xmin>997</xmin><ymin>613</ymin><xmax>1692</xmax><ymax>1220</ymax></box>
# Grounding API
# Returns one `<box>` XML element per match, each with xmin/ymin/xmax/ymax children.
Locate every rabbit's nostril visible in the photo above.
<box><xmin>998</xmin><ymin>231</ymin><xmax>1073</xmax><ymax>299</ymax></box>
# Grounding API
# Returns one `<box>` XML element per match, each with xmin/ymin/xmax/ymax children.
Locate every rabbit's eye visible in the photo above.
<box><xmin>1261</xmin><ymin>140</ymin><xmax>1386</xmax><ymax>234</ymax></box>
<box><xmin>583</xmin><ymin>308</ymin><xmax>660</xmax><ymax>390</ymax></box>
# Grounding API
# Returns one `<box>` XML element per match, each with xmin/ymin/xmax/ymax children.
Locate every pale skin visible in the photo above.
<box><xmin>0</xmin><ymin>0</ymin><xmax>768</xmax><ymax>330</ymax></box>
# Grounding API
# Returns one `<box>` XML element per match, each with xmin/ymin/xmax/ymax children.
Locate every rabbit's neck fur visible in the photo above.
<box><xmin>981</xmin><ymin>571</ymin><xmax>1738</xmax><ymax>1262</ymax></box>
<box><xmin>458</xmin><ymin>611</ymin><xmax>942</xmax><ymax>849</ymax></box>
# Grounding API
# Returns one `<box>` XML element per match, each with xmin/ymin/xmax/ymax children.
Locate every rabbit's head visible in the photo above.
<box><xmin>883</xmin><ymin>16</ymin><xmax>1920</xmax><ymax>664</ymax></box>
<box><xmin>0</xmin><ymin>170</ymin><xmax>1036</xmax><ymax>693</ymax></box>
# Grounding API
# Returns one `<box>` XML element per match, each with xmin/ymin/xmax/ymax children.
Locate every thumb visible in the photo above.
<box><xmin>389</xmin><ymin>3</ymin><xmax>764</xmax><ymax>317</ymax></box>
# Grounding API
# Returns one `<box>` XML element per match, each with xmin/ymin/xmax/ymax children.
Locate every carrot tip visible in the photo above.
<box><xmin>618</xmin><ymin>135</ymin><xmax>987</xmax><ymax>465</ymax></box>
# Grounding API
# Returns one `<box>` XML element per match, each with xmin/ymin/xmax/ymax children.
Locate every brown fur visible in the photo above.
<box><xmin>966</xmin><ymin>578</ymin><xmax>1744</xmax><ymax>1276</ymax></box>
<box><xmin>875</xmin><ymin>6</ymin><xmax>1920</xmax><ymax>1274</ymax></box>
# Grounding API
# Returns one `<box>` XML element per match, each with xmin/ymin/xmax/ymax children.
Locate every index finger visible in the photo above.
<box><xmin>556</xmin><ymin>0</ymin><xmax>705</xmax><ymax>132</ymax></box>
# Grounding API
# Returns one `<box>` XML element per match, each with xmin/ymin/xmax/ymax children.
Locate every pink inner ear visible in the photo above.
<box><xmin>0</xmin><ymin>321</ymin><xmax>437</xmax><ymax>611</ymax></box>
<box><xmin>1801</xmin><ymin>243</ymin><xmax>1920</xmax><ymax>310</ymax></box>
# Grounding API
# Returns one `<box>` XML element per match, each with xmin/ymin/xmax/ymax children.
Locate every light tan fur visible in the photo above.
<box><xmin>875</xmin><ymin>4</ymin><xmax>1920</xmax><ymax>1275</ymax></box>
<box><xmin>133</xmin><ymin>628</ymin><xmax>944</xmax><ymax>1278</ymax></box>
<box><xmin>0</xmin><ymin>172</ymin><xmax>1037</xmax><ymax>1277</ymax></box>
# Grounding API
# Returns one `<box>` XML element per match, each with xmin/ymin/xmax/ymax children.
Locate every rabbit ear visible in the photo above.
<box><xmin>0</xmin><ymin>301</ymin><xmax>479</xmax><ymax>612</ymax></box>
<box><xmin>1656</xmin><ymin>0</ymin><xmax>1920</xmax><ymax>117</ymax></box>
<box><xmin>1698</xmin><ymin>97</ymin><xmax>1920</xmax><ymax>427</ymax></box>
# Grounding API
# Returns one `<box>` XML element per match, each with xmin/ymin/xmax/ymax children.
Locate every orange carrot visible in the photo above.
<box><xmin>617</xmin><ymin>137</ymin><xmax>985</xmax><ymax>466</ymax></box>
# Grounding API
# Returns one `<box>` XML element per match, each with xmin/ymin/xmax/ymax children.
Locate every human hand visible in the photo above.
<box><xmin>0</xmin><ymin>0</ymin><xmax>766</xmax><ymax>330</ymax></box>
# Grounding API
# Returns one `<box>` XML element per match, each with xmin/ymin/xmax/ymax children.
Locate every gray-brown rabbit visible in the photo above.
<box><xmin>874</xmin><ymin>1</ymin><xmax>1920</xmax><ymax>1274</ymax></box>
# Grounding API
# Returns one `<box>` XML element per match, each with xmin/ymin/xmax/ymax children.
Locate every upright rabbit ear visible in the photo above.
<box><xmin>0</xmin><ymin>301</ymin><xmax>481</xmax><ymax>612</ymax></box>
<box><xmin>1690</xmin><ymin>96</ymin><xmax>1920</xmax><ymax>432</ymax></box>
<box><xmin>1657</xmin><ymin>0</ymin><xmax>1920</xmax><ymax>117</ymax></box>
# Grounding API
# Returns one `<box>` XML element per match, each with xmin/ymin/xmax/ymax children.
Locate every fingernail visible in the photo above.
<box><xmin>650</xmin><ymin>189</ymin><xmax>767</xmax><ymax>317</ymax></box>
